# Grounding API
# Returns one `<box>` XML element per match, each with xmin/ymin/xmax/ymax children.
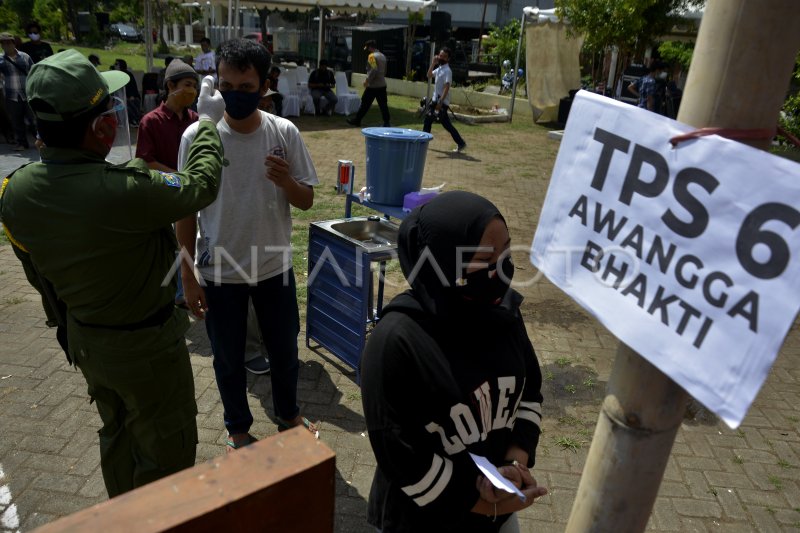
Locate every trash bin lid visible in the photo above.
<box><xmin>361</xmin><ymin>127</ymin><xmax>434</xmax><ymax>143</ymax></box>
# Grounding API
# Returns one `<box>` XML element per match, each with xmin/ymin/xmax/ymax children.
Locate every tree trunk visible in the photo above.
<box><xmin>154</xmin><ymin>0</ymin><xmax>168</xmax><ymax>50</ymax></box>
<box><xmin>404</xmin><ymin>23</ymin><xmax>417</xmax><ymax>78</ymax></box>
<box><xmin>565</xmin><ymin>1</ymin><xmax>800</xmax><ymax>531</ymax></box>
<box><xmin>64</xmin><ymin>0</ymin><xmax>79</xmax><ymax>43</ymax></box>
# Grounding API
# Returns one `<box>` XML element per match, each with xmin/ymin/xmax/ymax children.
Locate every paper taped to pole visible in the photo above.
<box><xmin>530</xmin><ymin>91</ymin><xmax>800</xmax><ymax>428</ymax></box>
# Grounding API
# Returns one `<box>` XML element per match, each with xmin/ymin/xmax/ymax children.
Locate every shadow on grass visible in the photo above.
<box><xmin>427</xmin><ymin>147</ymin><xmax>481</xmax><ymax>162</ymax></box>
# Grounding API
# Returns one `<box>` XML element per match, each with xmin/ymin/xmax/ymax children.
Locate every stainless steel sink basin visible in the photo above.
<box><xmin>312</xmin><ymin>216</ymin><xmax>400</xmax><ymax>257</ymax></box>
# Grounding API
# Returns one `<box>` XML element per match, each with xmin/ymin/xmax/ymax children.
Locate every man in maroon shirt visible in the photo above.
<box><xmin>135</xmin><ymin>59</ymin><xmax>199</xmax><ymax>309</ymax></box>
<box><xmin>135</xmin><ymin>59</ymin><xmax>198</xmax><ymax>171</ymax></box>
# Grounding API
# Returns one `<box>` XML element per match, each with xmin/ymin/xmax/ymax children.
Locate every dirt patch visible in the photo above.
<box><xmin>523</xmin><ymin>298</ymin><xmax>592</xmax><ymax>330</ymax></box>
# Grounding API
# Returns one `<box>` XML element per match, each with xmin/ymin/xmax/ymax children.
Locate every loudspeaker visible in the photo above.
<box><xmin>430</xmin><ymin>11</ymin><xmax>451</xmax><ymax>42</ymax></box>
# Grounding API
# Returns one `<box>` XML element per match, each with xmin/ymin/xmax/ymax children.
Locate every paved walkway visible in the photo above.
<box><xmin>0</xmin><ymin>114</ymin><xmax>799</xmax><ymax>532</ymax></box>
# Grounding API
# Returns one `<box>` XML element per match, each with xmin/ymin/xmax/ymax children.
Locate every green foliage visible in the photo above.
<box><xmin>402</xmin><ymin>69</ymin><xmax>417</xmax><ymax>82</ymax></box>
<box><xmin>110</xmin><ymin>3</ymin><xmax>141</xmax><ymax>25</ymax></box>
<box><xmin>32</xmin><ymin>0</ymin><xmax>66</xmax><ymax>40</ymax></box>
<box><xmin>0</xmin><ymin>4</ymin><xmax>22</xmax><ymax>33</ymax></box>
<box><xmin>779</xmin><ymin>53</ymin><xmax>800</xmax><ymax>144</ymax></box>
<box><xmin>555</xmin><ymin>0</ymin><xmax>704</xmax><ymax>55</ymax></box>
<box><xmin>407</xmin><ymin>11</ymin><xmax>423</xmax><ymax>25</ymax></box>
<box><xmin>6</xmin><ymin>0</ymin><xmax>33</xmax><ymax>24</ymax></box>
<box><xmin>658</xmin><ymin>40</ymin><xmax>694</xmax><ymax>69</ymax></box>
<box><xmin>485</xmin><ymin>18</ymin><xmax>523</xmax><ymax>70</ymax></box>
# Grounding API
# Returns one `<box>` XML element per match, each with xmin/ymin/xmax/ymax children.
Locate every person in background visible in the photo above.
<box><xmin>136</xmin><ymin>59</ymin><xmax>198</xmax><ymax>310</ymax></box>
<box><xmin>258</xmin><ymin>87</ymin><xmax>279</xmax><ymax>114</ymax></box>
<box><xmin>347</xmin><ymin>39</ymin><xmax>390</xmax><ymax>127</ymax></box>
<box><xmin>308</xmin><ymin>59</ymin><xmax>337</xmax><ymax>116</ymax></box>
<box><xmin>267</xmin><ymin>66</ymin><xmax>283</xmax><ymax>117</ymax></box>
<box><xmin>88</xmin><ymin>54</ymin><xmax>101</xmax><ymax>68</ymax></box>
<box><xmin>136</xmin><ymin>59</ymin><xmax>198</xmax><ymax>173</ymax></box>
<box><xmin>177</xmin><ymin>38</ymin><xmax>319</xmax><ymax>451</ymax></box>
<box><xmin>115</xmin><ymin>58</ymin><xmax>142</xmax><ymax>126</ymax></box>
<box><xmin>627</xmin><ymin>61</ymin><xmax>666</xmax><ymax>113</ymax></box>
<box><xmin>182</xmin><ymin>54</ymin><xmax>194</xmax><ymax>68</ymax></box>
<box><xmin>195</xmin><ymin>38</ymin><xmax>215</xmax><ymax>78</ymax></box>
<box><xmin>360</xmin><ymin>191</ymin><xmax>547</xmax><ymax>531</ymax></box>
<box><xmin>423</xmin><ymin>47</ymin><xmax>467</xmax><ymax>153</ymax></box>
<box><xmin>19</xmin><ymin>21</ymin><xmax>53</xmax><ymax>64</ymax></box>
<box><xmin>0</xmin><ymin>32</ymin><xmax>34</xmax><ymax>151</ymax></box>
<box><xmin>0</xmin><ymin>50</ymin><xmax>226</xmax><ymax>497</ymax></box>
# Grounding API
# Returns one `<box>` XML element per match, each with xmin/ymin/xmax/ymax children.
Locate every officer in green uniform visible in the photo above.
<box><xmin>0</xmin><ymin>50</ymin><xmax>227</xmax><ymax>497</ymax></box>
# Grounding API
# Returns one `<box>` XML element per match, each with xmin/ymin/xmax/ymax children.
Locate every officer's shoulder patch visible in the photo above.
<box><xmin>160</xmin><ymin>172</ymin><xmax>182</xmax><ymax>188</ymax></box>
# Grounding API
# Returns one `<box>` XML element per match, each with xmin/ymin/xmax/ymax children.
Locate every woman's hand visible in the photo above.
<box><xmin>472</xmin><ymin>467</ymin><xmax>548</xmax><ymax>518</ymax></box>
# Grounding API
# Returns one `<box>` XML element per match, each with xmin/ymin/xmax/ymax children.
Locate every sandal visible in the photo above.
<box><xmin>225</xmin><ymin>432</ymin><xmax>258</xmax><ymax>453</ymax></box>
<box><xmin>277</xmin><ymin>416</ymin><xmax>320</xmax><ymax>439</ymax></box>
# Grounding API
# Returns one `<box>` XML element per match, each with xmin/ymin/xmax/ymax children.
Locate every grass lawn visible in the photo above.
<box><xmin>53</xmin><ymin>42</ymin><xmax>198</xmax><ymax>73</ymax></box>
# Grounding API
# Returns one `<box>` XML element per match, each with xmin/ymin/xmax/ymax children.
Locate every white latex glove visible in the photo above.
<box><xmin>197</xmin><ymin>75</ymin><xmax>225</xmax><ymax>123</ymax></box>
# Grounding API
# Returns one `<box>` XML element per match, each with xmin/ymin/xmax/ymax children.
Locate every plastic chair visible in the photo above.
<box><xmin>282</xmin><ymin>68</ymin><xmax>314</xmax><ymax>114</ymax></box>
<box><xmin>276</xmin><ymin>76</ymin><xmax>300</xmax><ymax>117</ymax></box>
<box><xmin>334</xmin><ymin>71</ymin><xmax>360</xmax><ymax>115</ymax></box>
<box><xmin>295</xmin><ymin>65</ymin><xmax>310</xmax><ymax>85</ymax></box>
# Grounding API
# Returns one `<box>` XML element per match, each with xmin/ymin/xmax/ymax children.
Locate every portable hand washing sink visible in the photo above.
<box><xmin>306</xmin><ymin>216</ymin><xmax>401</xmax><ymax>378</ymax></box>
<box><xmin>311</xmin><ymin>216</ymin><xmax>399</xmax><ymax>260</ymax></box>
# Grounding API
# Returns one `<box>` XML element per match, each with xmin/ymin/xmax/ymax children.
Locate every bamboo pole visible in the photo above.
<box><xmin>565</xmin><ymin>1</ymin><xmax>800</xmax><ymax>531</ymax></box>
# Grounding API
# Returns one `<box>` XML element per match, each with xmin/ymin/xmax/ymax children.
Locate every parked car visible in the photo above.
<box><xmin>109</xmin><ymin>23</ymin><xmax>143</xmax><ymax>42</ymax></box>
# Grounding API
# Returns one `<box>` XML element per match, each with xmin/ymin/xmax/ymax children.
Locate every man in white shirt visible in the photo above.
<box><xmin>195</xmin><ymin>37</ymin><xmax>216</xmax><ymax>78</ymax></box>
<box><xmin>423</xmin><ymin>47</ymin><xmax>467</xmax><ymax>153</ymax></box>
<box><xmin>177</xmin><ymin>38</ymin><xmax>319</xmax><ymax>451</ymax></box>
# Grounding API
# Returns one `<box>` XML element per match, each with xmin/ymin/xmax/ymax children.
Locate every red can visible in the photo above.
<box><xmin>337</xmin><ymin>160</ymin><xmax>354</xmax><ymax>194</ymax></box>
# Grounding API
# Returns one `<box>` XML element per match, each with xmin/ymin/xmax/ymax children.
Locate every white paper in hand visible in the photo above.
<box><xmin>469</xmin><ymin>453</ymin><xmax>526</xmax><ymax>502</ymax></box>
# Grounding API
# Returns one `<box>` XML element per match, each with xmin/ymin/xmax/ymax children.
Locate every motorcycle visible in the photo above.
<box><xmin>500</xmin><ymin>60</ymin><xmax>524</xmax><ymax>94</ymax></box>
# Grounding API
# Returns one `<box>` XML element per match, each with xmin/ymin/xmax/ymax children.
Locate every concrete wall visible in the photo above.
<box><xmin>351</xmin><ymin>73</ymin><xmax>533</xmax><ymax>120</ymax></box>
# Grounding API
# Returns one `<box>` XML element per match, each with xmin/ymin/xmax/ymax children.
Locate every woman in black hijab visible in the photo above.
<box><xmin>360</xmin><ymin>191</ymin><xmax>547</xmax><ymax>532</ymax></box>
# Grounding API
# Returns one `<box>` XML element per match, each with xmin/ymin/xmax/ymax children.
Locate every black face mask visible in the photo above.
<box><xmin>457</xmin><ymin>255</ymin><xmax>514</xmax><ymax>305</ymax></box>
<box><xmin>221</xmin><ymin>90</ymin><xmax>261</xmax><ymax>120</ymax></box>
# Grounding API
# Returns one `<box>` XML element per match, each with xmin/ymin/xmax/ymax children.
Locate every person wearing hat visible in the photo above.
<box><xmin>0</xmin><ymin>49</ymin><xmax>227</xmax><ymax>497</ymax></box>
<box><xmin>136</xmin><ymin>59</ymin><xmax>199</xmax><ymax>172</ymax></box>
<box><xmin>258</xmin><ymin>86</ymin><xmax>279</xmax><ymax>113</ymax></box>
<box><xmin>346</xmin><ymin>39</ymin><xmax>390</xmax><ymax>127</ymax></box>
<box><xmin>135</xmin><ymin>59</ymin><xmax>199</xmax><ymax>310</ymax></box>
<box><xmin>0</xmin><ymin>32</ymin><xmax>35</xmax><ymax>150</ymax></box>
<box><xmin>266</xmin><ymin>66</ymin><xmax>283</xmax><ymax>116</ymax></box>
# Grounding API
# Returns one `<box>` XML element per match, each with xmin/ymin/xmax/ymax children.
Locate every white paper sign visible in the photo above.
<box><xmin>531</xmin><ymin>91</ymin><xmax>800</xmax><ymax>428</ymax></box>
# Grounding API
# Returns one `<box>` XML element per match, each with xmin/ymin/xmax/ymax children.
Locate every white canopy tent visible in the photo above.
<box><xmin>143</xmin><ymin>0</ymin><xmax>435</xmax><ymax>72</ymax></box>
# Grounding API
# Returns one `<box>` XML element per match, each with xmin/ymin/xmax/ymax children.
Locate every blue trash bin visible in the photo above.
<box><xmin>362</xmin><ymin>127</ymin><xmax>434</xmax><ymax>206</ymax></box>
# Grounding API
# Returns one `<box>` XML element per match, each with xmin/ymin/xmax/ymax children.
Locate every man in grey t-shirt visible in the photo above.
<box><xmin>177</xmin><ymin>39</ymin><xmax>320</xmax><ymax>451</ymax></box>
<box><xmin>347</xmin><ymin>39</ymin><xmax>391</xmax><ymax>127</ymax></box>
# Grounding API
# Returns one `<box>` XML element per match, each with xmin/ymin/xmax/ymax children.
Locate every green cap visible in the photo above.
<box><xmin>26</xmin><ymin>49</ymin><xmax>130</xmax><ymax>122</ymax></box>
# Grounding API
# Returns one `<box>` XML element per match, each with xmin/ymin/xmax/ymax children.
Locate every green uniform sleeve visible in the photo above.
<box><xmin>124</xmin><ymin>120</ymin><xmax>224</xmax><ymax>230</ymax></box>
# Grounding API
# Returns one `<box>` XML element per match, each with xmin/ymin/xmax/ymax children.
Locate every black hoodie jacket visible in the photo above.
<box><xmin>360</xmin><ymin>289</ymin><xmax>543</xmax><ymax>532</ymax></box>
